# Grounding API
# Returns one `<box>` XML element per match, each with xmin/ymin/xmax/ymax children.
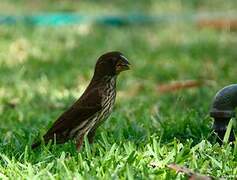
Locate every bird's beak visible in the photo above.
<box><xmin>116</xmin><ymin>55</ymin><xmax>131</xmax><ymax>73</ymax></box>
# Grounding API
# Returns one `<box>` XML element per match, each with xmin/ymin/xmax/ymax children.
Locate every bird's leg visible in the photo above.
<box><xmin>76</xmin><ymin>134</ymin><xmax>85</xmax><ymax>151</ymax></box>
<box><xmin>88</xmin><ymin>128</ymin><xmax>97</xmax><ymax>144</ymax></box>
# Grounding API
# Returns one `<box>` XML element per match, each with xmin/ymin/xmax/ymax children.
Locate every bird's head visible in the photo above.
<box><xmin>94</xmin><ymin>51</ymin><xmax>130</xmax><ymax>78</ymax></box>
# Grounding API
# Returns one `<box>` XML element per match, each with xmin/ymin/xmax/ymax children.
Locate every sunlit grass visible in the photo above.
<box><xmin>0</xmin><ymin>0</ymin><xmax>237</xmax><ymax>179</ymax></box>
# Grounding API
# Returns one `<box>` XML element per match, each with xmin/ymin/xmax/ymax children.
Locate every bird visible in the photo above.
<box><xmin>32</xmin><ymin>51</ymin><xmax>130</xmax><ymax>150</ymax></box>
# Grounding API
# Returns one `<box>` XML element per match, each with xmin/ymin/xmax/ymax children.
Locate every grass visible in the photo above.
<box><xmin>0</xmin><ymin>0</ymin><xmax>237</xmax><ymax>179</ymax></box>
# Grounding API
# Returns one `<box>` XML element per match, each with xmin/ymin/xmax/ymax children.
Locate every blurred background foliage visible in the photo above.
<box><xmin>1</xmin><ymin>0</ymin><xmax>237</xmax><ymax>13</ymax></box>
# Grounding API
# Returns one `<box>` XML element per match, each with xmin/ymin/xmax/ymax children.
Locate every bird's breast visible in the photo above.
<box><xmin>72</xmin><ymin>79</ymin><xmax>116</xmax><ymax>139</ymax></box>
<box><xmin>101</xmin><ymin>86</ymin><xmax>116</xmax><ymax>111</ymax></box>
<box><xmin>100</xmin><ymin>77</ymin><xmax>117</xmax><ymax>119</ymax></box>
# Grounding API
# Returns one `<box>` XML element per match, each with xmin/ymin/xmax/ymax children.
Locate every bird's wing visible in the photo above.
<box><xmin>43</xmin><ymin>87</ymin><xmax>103</xmax><ymax>141</ymax></box>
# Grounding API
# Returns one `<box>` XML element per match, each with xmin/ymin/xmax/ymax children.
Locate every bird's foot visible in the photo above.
<box><xmin>76</xmin><ymin>135</ymin><xmax>85</xmax><ymax>151</ymax></box>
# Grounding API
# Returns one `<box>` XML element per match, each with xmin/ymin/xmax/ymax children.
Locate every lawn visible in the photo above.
<box><xmin>0</xmin><ymin>0</ymin><xmax>237</xmax><ymax>179</ymax></box>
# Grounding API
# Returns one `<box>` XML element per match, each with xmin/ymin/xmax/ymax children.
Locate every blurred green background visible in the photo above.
<box><xmin>0</xmin><ymin>0</ymin><xmax>237</xmax><ymax>179</ymax></box>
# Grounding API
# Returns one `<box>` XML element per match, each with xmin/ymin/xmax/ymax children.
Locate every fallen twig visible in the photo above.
<box><xmin>157</xmin><ymin>80</ymin><xmax>210</xmax><ymax>94</ymax></box>
<box><xmin>198</xmin><ymin>19</ymin><xmax>237</xmax><ymax>31</ymax></box>
<box><xmin>167</xmin><ymin>163</ymin><xmax>214</xmax><ymax>180</ymax></box>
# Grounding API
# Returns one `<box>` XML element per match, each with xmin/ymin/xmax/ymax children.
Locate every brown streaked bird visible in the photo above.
<box><xmin>32</xmin><ymin>51</ymin><xmax>130</xmax><ymax>150</ymax></box>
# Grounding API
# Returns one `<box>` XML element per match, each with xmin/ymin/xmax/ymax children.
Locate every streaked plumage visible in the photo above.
<box><xmin>32</xmin><ymin>51</ymin><xmax>130</xmax><ymax>150</ymax></box>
